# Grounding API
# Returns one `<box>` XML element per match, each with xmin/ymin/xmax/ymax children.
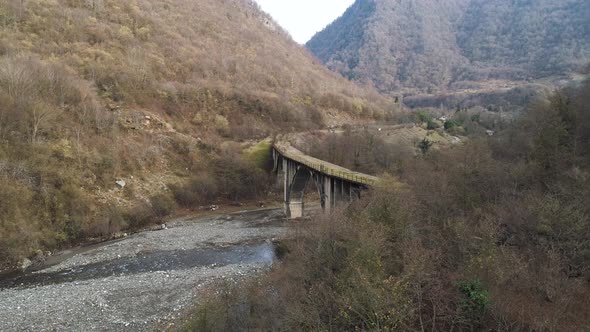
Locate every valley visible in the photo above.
<box><xmin>0</xmin><ymin>0</ymin><xmax>589</xmax><ymax>330</ymax></box>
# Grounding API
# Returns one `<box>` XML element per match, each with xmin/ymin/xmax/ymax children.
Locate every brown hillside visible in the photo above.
<box><xmin>0</xmin><ymin>0</ymin><xmax>396</xmax><ymax>267</ymax></box>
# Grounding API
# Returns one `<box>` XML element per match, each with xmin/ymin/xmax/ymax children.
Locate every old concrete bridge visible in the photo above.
<box><xmin>272</xmin><ymin>141</ymin><xmax>379</xmax><ymax>219</ymax></box>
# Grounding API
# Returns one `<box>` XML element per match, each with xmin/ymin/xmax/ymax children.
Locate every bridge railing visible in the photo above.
<box><xmin>273</xmin><ymin>142</ymin><xmax>379</xmax><ymax>186</ymax></box>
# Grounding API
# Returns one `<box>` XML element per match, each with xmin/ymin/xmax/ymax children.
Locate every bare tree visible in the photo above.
<box><xmin>6</xmin><ymin>0</ymin><xmax>28</xmax><ymax>22</ymax></box>
<box><xmin>0</xmin><ymin>56</ymin><xmax>37</xmax><ymax>104</ymax></box>
<box><xmin>0</xmin><ymin>94</ymin><xmax>16</xmax><ymax>141</ymax></box>
<box><xmin>29</xmin><ymin>102</ymin><xmax>58</xmax><ymax>143</ymax></box>
<box><xmin>85</xmin><ymin>0</ymin><xmax>104</xmax><ymax>13</ymax></box>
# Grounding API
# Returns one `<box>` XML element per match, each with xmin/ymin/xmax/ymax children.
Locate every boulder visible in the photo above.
<box><xmin>19</xmin><ymin>258</ymin><xmax>32</xmax><ymax>271</ymax></box>
<box><xmin>32</xmin><ymin>250</ymin><xmax>46</xmax><ymax>266</ymax></box>
<box><xmin>108</xmin><ymin>104</ymin><xmax>121</xmax><ymax>111</ymax></box>
<box><xmin>115</xmin><ymin>180</ymin><xmax>126</xmax><ymax>188</ymax></box>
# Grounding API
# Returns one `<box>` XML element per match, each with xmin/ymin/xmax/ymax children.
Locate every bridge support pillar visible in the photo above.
<box><xmin>288</xmin><ymin>201</ymin><xmax>304</xmax><ymax>219</ymax></box>
<box><xmin>283</xmin><ymin>158</ymin><xmax>311</xmax><ymax>219</ymax></box>
<box><xmin>334</xmin><ymin>179</ymin><xmax>348</xmax><ymax>206</ymax></box>
<box><xmin>322</xmin><ymin>176</ymin><xmax>334</xmax><ymax>213</ymax></box>
<box><xmin>283</xmin><ymin>159</ymin><xmax>296</xmax><ymax>218</ymax></box>
<box><xmin>343</xmin><ymin>181</ymin><xmax>352</xmax><ymax>202</ymax></box>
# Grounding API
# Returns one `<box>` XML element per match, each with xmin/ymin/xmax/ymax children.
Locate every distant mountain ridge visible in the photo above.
<box><xmin>307</xmin><ymin>0</ymin><xmax>590</xmax><ymax>100</ymax></box>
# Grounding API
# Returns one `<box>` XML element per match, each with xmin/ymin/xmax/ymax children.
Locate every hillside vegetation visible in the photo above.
<box><xmin>307</xmin><ymin>0</ymin><xmax>590</xmax><ymax>102</ymax></box>
<box><xmin>0</xmin><ymin>0</ymin><xmax>395</xmax><ymax>268</ymax></box>
<box><xmin>185</xmin><ymin>77</ymin><xmax>590</xmax><ymax>332</ymax></box>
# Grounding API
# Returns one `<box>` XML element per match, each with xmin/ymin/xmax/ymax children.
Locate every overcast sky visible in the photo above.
<box><xmin>254</xmin><ymin>0</ymin><xmax>355</xmax><ymax>44</ymax></box>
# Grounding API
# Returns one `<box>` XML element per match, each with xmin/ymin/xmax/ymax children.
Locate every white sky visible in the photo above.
<box><xmin>254</xmin><ymin>0</ymin><xmax>356</xmax><ymax>44</ymax></box>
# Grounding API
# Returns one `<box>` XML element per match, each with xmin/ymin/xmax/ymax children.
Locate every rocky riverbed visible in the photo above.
<box><xmin>0</xmin><ymin>208</ymin><xmax>289</xmax><ymax>331</ymax></box>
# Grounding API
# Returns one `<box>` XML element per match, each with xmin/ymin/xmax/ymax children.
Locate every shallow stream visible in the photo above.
<box><xmin>0</xmin><ymin>242</ymin><xmax>275</xmax><ymax>290</ymax></box>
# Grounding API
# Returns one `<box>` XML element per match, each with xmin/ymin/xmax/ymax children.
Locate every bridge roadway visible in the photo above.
<box><xmin>272</xmin><ymin>140</ymin><xmax>379</xmax><ymax>218</ymax></box>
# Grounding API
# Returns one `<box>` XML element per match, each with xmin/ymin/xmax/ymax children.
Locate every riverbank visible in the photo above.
<box><xmin>0</xmin><ymin>198</ymin><xmax>283</xmax><ymax>277</ymax></box>
<box><xmin>0</xmin><ymin>208</ymin><xmax>289</xmax><ymax>331</ymax></box>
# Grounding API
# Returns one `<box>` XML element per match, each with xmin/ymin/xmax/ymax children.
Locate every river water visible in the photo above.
<box><xmin>0</xmin><ymin>243</ymin><xmax>276</xmax><ymax>290</ymax></box>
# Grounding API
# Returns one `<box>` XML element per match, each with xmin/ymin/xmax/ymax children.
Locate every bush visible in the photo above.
<box><xmin>0</xmin><ymin>178</ymin><xmax>38</xmax><ymax>264</ymax></box>
<box><xmin>418</xmin><ymin>138</ymin><xmax>433</xmax><ymax>154</ymax></box>
<box><xmin>444</xmin><ymin>119</ymin><xmax>459</xmax><ymax>130</ymax></box>
<box><xmin>124</xmin><ymin>202</ymin><xmax>157</xmax><ymax>229</ymax></box>
<box><xmin>85</xmin><ymin>204</ymin><xmax>126</xmax><ymax>238</ymax></box>
<box><xmin>170</xmin><ymin>174</ymin><xmax>219</xmax><ymax>207</ymax></box>
<box><xmin>417</xmin><ymin>111</ymin><xmax>431</xmax><ymax>123</ymax></box>
<box><xmin>212</xmin><ymin>152</ymin><xmax>268</xmax><ymax>201</ymax></box>
<box><xmin>149</xmin><ymin>193</ymin><xmax>176</xmax><ymax>218</ymax></box>
<box><xmin>458</xmin><ymin>279</ymin><xmax>490</xmax><ymax>326</ymax></box>
<box><xmin>39</xmin><ymin>181</ymin><xmax>94</xmax><ymax>244</ymax></box>
<box><xmin>426</xmin><ymin>119</ymin><xmax>440</xmax><ymax>130</ymax></box>
<box><xmin>446</xmin><ymin>125</ymin><xmax>466</xmax><ymax>136</ymax></box>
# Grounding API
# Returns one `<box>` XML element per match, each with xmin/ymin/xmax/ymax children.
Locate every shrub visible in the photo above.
<box><xmin>170</xmin><ymin>174</ymin><xmax>219</xmax><ymax>207</ymax></box>
<box><xmin>212</xmin><ymin>151</ymin><xmax>268</xmax><ymax>201</ymax></box>
<box><xmin>418</xmin><ymin>138</ymin><xmax>433</xmax><ymax>154</ymax></box>
<box><xmin>124</xmin><ymin>202</ymin><xmax>157</xmax><ymax>229</ymax></box>
<box><xmin>0</xmin><ymin>178</ymin><xmax>38</xmax><ymax>264</ymax></box>
<box><xmin>85</xmin><ymin>204</ymin><xmax>126</xmax><ymax>238</ymax></box>
<box><xmin>44</xmin><ymin>182</ymin><xmax>93</xmax><ymax>243</ymax></box>
<box><xmin>170</xmin><ymin>183</ymin><xmax>197</xmax><ymax>207</ymax></box>
<box><xmin>458</xmin><ymin>279</ymin><xmax>490</xmax><ymax>326</ymax></box>
<box><xmin>150</xmin><ymin>193</ymin><xmax>176</xmax><ymax>217</ymax></box>
<box><xmin>446</xmin><ymin>125</ymin><xmax>466</xmax><ymax>136</ymax></box>
<box><xmin>214</xmin><ymin>114</ymin><xmax>230</xmax><ymax>135</ymax></box>
<box><xmin>444</xmin><ymin>119</ymin><xmax>459</xmax><ymax>130</ymax></box>
<box><xmin>417</xmin><ymin>111</ymin><xmax>431</xmax><ymax>123</ymax></box>
<box><xmin>426</xmin><ymin>119</ymin><xmax>440</xmax><ymax>130</ymax></box>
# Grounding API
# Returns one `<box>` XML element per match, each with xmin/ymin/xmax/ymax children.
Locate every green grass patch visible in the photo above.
<box><xmin>244</xmin><ymin>139</ymin><xmax>273</xmax><ymax>171</ymax></box>
<box><xmin>426</xmin><ymin>131</ymin><xmax>447</xmax><ymax>143</ymax></box>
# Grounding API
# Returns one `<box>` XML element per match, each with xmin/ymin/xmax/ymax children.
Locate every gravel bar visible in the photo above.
<box><xmin>0</xmin><ymin>208</ymin><xmax>289</xmax><ymax>331</ymax></box>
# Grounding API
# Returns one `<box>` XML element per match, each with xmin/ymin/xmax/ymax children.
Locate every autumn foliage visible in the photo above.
<box><xmin>185</xmin><ymin>80</ymin><xmax>590</xmax><ymax>331</ymax></box>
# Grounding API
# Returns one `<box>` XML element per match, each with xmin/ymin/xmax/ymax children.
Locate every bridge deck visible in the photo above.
<box><xmin>273</xmin><ymin>141</ymin><xmax>379</xmax><ymax>186</ymax></box>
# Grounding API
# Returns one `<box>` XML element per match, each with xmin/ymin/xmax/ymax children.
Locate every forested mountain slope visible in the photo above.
<box><xmin>0</xmin><ymin>0</ymin><xmax>393</xmax><ymax>268</ymax></box>
<box><xmin>307</xmin><ymin>0</ymin><xmax>590</xmax><ymax>101</ymax></box>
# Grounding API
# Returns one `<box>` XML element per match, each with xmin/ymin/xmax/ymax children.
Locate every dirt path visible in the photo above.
<box><xmin>0</xmin><ymin>208</ymin><xmax>289</xmax><ymax>332</ymax></box>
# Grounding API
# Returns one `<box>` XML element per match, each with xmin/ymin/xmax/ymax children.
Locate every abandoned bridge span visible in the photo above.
<box><xmin>272</xmin><ymin>141</ymin><xmax>379</xmax><ymax>219</ymax></box>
